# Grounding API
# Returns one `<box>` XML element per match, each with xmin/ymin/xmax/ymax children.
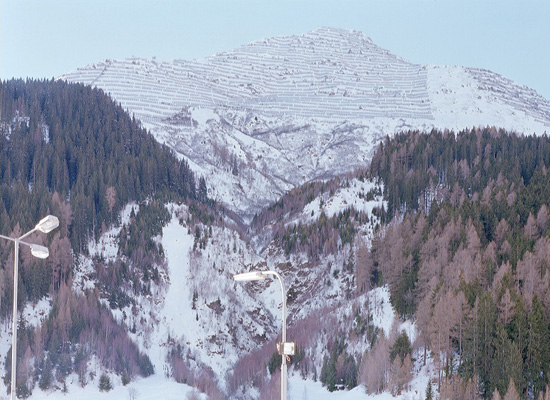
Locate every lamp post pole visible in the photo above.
<box><xmin>272</xmin><ymin>271</ymin><xmax>287</xmax><ymax>400</ymax></box>
<box><xmin>233</xmin><ymin>270</ymin><xmax>293</xmax><ymax>400</ymax></box>
<box><xmin>0</xmin><ymin>215</ymin><xmax>59</xmax><ymax>400</ymax></box>
<box><xmin>11</xmin><ymin>238</ymin><xmax>20</xmax><ymax>400</ymax></box>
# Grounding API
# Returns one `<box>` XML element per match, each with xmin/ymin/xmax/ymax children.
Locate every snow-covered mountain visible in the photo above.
<box><xmin>59</xmin><ymin>27</ymin><xmax>550</xmax><ymax>221</ymax></box>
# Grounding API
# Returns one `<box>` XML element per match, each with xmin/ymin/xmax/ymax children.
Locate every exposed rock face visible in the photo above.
<box><xmin>60</xmin><ymin>27</ymin><xmax>550</xmax><ymax>220</ymax></box>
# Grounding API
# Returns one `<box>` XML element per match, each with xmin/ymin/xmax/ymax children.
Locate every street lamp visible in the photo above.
<box><xmin>0</xmin><ymin>215</ymin><xmax>59</xmax><ymax>399</ymax></box>
<box><xmin>234</xmin><ymin>270</ymin><xmax>295</xmax><ymax>400</ymax></box>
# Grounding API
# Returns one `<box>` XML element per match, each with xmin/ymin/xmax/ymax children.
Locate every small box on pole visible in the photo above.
<box><xmin>277</xmin><ymin>342</ymin><xmax>295</xmax><ymax>356</ymax></box>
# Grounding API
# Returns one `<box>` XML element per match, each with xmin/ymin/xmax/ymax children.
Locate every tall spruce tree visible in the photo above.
<box><xmin>527</xmin><ymin>296</ymin><xmax>550</xmax><ymax>397</ymax></box>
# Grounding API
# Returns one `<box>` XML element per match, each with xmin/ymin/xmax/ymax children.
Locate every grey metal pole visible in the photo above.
<box><xmin>11</xmin><ymin>239</ymin><xmax>19</xmax><ymax>400</ymax></box>
<box><xmin>272</xmin><ymin>272</ymin><xmax>287</xmax><ymax>400</ymax></box>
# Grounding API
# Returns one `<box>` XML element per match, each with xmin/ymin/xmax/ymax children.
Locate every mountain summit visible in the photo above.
<box><xmin>60</xmin><ymin>27</ymin><xmax>550</xmax><ymax>220</ymax></box>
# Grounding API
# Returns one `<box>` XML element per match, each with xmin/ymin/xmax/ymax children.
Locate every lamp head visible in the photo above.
<box><xmin>233</xmin><ymin>271</ymin><xmax>266</xmax><ymax>282</ymax></box>
<box><xmin>29</xmin><ymin>244</ymin><xmax>49</xmax><ymax>259</ymax></box>
<box><xmin>35</xmin><ymin>215</ymin><xmax>59</xmax><ymax>234</ymax></box>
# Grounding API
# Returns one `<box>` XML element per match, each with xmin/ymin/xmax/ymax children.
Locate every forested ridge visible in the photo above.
<box><xmin>0</xmin><ymin>79</ymin><xmax>198</xmax><ymax>251</ymax></box>
<box><xmin>357</xmin><ymin>128</ymin><xmax>550</xmax><ymax>399</ymax></box>
<box><xmin>0</xmin><ymin>79</ymin><xmax>208</xmax><ymax>397</ymax></box>
<box><xmin>251</xmin><ymin>176</ymin><xmax>378</xmax><ymax>262</ymax></box>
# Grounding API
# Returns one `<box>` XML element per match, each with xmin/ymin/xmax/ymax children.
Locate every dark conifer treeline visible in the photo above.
<box><xmin>277</xmin><ymin>207</ymin><xmax>365</xmax><ymax>261</ymax></box>
<box><xmin>0</xmin><ymin>77</ymin><xmax>200</xmax><ymax>311</ymax></box>
<box><xmin>370</xmin><ymin>128</ymin><xmax>550</xmax><ymax>221</ymax></box>
<box><xmin>0</xmin><ymin>78</ymin><xmax>197</xmax><ymax>252</ymax></box>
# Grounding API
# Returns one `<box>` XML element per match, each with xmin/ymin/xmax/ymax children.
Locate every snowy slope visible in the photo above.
<box><xmin>427</xmin><ymin>65</ymin><xmax>550</xmax><ymax>133</ymax></box>
<box><xmin>25</xmin><ymin>375</ymin><xmax>202</xmax><ymax>400</ymax></box>
<box><xmin>3</xmin><ymin>203</ymin><xmax>275</xmax><ymax>398</ymax></box>
<box><xmin>94</xmin><ymin>204</ymin><xmax>276</xmax><ymax>387</ymax></box>
<box><xmin>59</xmin><ymin>27</ymin><xmax>550</xmax><ymax>221</ymax></box>
<box><xmin>0</xmin><ymin>176</ymin><xmax>436</xmax><ymax>399</ymax></box>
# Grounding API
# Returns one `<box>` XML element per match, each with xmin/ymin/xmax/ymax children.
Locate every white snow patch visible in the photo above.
<box><xmin>24</xmin><ymin>374</ymin><xmax>203</xmax><ymax>400</ymax></box>
<box><xmin>153</xmin><ymin>216</ymin><xmax>195</xmax><ymax>367</ymax></box>
<box><xmin>399</xmin><ymin>320</ymin><xmax>417</xmax><ymax>345</ymax></box>
<box><xmin>367</xmin><ymin>286</ymin><xmax>394</xmax><ymax>338</ymax></box>
<box><xmin>289</xmin><ymin>353</ymin><xmax>433</xmax><ymax>400</ymax></box>
<box><xmin>72</xmin><ymin>255</ymin><xmax>96</xmax><ymax>295</ymax></box>
<box><xmin>190</xmin><ymin>107</ymin><xmax>219</xmax><ymax>125</ymax></box>
<box><xmin>427</xmin><ymin>65</ymin><xmax>550</xmax><ymax>134</ymax></box>
<box><xmin>302</xmin><ymin>179</ymin><xmax>384</xmax><ymax>222</ymax></box>
<box><xmin>88</xmin><ymin>203</ymin><xmax>138</xmax><ymax>261</ymax></box>
<box><xmin>22</xmin><ymin>297</ymin><xmax>52</xmax><ymax>328</ymax></box>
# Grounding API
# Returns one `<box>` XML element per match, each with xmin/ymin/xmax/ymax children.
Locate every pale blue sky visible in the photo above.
<box><xmin>1</xmin><ymin>0</ymin><xmax>549</xmax><ymax>99</ymax></box>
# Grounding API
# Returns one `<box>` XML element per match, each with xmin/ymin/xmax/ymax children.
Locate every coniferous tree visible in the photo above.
<box><xmin>99</xmin><ymin>374</ymin><xmax>112</xmax><ymax>392</ymax></box>
<box><xmin>390</xmin><ymin>331</ymin><xmax>412</xmax><ymax>364</ymax></box>
<box><xmin>425</xmin><ymin>379</ymin><xmax>434</xmax><ymax>400</ymax></box>
<box><xmin>527</xmin><ymin>296</ymin><xmax>550</xmax><ymax>397</ymax></box>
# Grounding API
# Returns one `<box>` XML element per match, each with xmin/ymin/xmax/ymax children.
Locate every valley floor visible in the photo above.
<box><xmin>10</xmin><ymin>365</ymin><xmax>432</xmax><ymax>400</ymax></box>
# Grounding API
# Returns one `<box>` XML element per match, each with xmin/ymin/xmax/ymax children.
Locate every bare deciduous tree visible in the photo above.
<box><xmin>537</xmin><ymin>205</ymin><xmax>549</xmax><ymax>236</ymax></box>
<box><xmin>525</xmin><ymin>213</ymin><xmax>539</xmax><ymax>241</ymax></box>
<box><xmin>128</xmin><ymin>386</ymin><xmax>139</xmax><ymax>400</ymax></box>
<box><xmin>360</xmin><ymin>335</ymin><xmax>390</xmax><ymax>394</ymax></box>
<box><xmin>106</xmin><ymin>186</ymin><xmax>117</xmax><ymax>226</ymax></box>
<box><xmin>355</xmin><ymin>241</ymin><xmax>372</xmax><ymax>294</ymax></box>
<box><xmin>503</xmin><ymin>379</ymin><xmax>520</xmax><ymax>400</ymax></box>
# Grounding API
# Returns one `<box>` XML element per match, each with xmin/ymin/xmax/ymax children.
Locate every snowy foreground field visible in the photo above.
<box><xmin>19</xmin><ymin>368</ymin><xmax>432</xmax><ymax>400</ymax></box>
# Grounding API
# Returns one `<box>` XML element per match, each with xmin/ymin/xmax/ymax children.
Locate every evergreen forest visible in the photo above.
<box><xmin>357</xmin><ymin>128</ymin><xmax>550</xmax><ymax>399</ymax></box>
<box><xmin>0</xmin><ymin>79</ymin><xmax>208</xmax><ymax>397</ymax></box>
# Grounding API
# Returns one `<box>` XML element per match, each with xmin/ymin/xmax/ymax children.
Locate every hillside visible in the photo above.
<box><xmin>59</xmin><ymin>27</ymin><xmax>550</xmax><ymax>220</ymax></box>
<box><xmin>366</xmin><ymin>128</ymin><xmax>550</xmax><ymax>399</ymax></box>
<box><xmin>0</xmin><ymin>79</ymin><xmax>215</xmax><ymax>398</ymax></box>
<box><xmin>1</xmin><ymin>79</ymin><xmax>395</xmax><ymax>399</ymax></box>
